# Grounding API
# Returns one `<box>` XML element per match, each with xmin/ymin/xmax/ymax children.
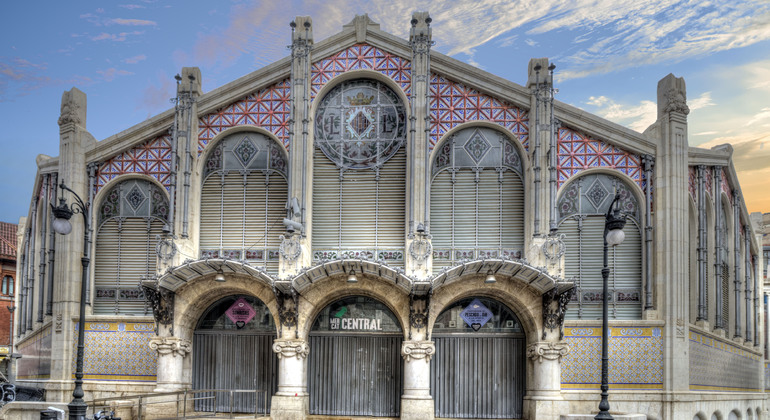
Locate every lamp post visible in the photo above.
<box><xmin>50</xmin><ymin>181</ymin><xmax>90</xmax><ymax>420</ymax></box>
<box><xmin>596</xmin><ymin>192</ymin><xmax>626</xmax><ymax>420</ymax></box>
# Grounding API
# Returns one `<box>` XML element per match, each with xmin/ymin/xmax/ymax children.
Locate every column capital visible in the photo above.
<box><xmin>273</xmin><ymin>338</ymin><xmax>310</xmax><ymax>359</ymax></box>
<box><xmin>401</xmin><ymin>340</ymin><xmax>435</xmax><ymax>362</ymax></box>
<box><xmin>149</xmin><ymin>336</ymin><xmax>191</xmax><ymax>358</ymax></box>
<box><xmin>526</xmin><ymin>341</ymin><xmax>570</xmax><ymax>363</ymax></box>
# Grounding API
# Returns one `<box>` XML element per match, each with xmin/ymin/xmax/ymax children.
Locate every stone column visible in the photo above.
<box><xmin>149</xmin><ymin>336</ymin><xmax>191</xmax><ymax>392</ymax></box>
<box><xmin>271</xmin><ymin>338</ymin><xmax>309</xmax><ymax>420</ymax></box>
<box><xmin>523</xmin><ymin>341</ymin><xmax>570</xmax><ymax>420</ymax></box>
<box><xmin>400</xmin><ymin>340</ymin><xmax>435</xmax><ymax>420</ymax></box>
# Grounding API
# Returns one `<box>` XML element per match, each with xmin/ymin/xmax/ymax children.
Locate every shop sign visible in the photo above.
<box><xmin>329</xmin><ymin>306</ymin><xmax>383</xmax><ymax>331</ymax></box>
<box><xmin>460</xmin><ymin>299</ymin><xmax>492</xmax><ymax>331</ymax></box>
<box><xmin>226</xmin><ymin>297</ymin><xmax>256</xmax><ymax>328</ymax></box>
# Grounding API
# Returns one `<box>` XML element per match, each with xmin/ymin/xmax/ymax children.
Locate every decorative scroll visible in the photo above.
<box><xmin>272</xmin><ymin>339</ymin><xmax>310</xmax><ymax>359</ymax></box>
<box><xmin>148</xmin><ymin>336</ymin><xmax>191</xmax><ymax>358</ymax></box>
<box><xmin>142</xmin><ymin>285</ymin><xmax>174</xmax><ymax>326</ymax></box>
<box><xmin>274</xmin><ymin>286</ymin><xmax>299</xmax><ymax>335</ymax></box>
<box><xmin>401</xmin><ymin>340</ymin><xmax>436</xmax><ymax>362</ymax></box>
<box><xmin>526</xmin><ymin>341</ymin><xmax>570</xmax><ymax>363</ymax></box>
<box><xmin>542</xmin><ymin>287</ymin><xmax>575</xmax><ymax>339</ymax></box>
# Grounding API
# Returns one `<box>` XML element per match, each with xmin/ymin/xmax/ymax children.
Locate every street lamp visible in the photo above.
<box><xmin>50</xmin><ymin>181</ymin><xmax>90</xmax><ymax>420</ymax></box>
<box><xmin>596</xmin><ymin>192</ymin><xmax>626</xmax><ymax>420</ymax></box>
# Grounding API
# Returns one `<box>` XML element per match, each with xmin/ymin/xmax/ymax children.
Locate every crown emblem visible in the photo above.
<box><xmin>347</xmin><ymin>92</ymin><xmax>375</xmax><ymax>106</ymax></box>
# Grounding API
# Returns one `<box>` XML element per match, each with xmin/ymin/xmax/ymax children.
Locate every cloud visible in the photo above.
<box><xmin>91</xmin><ymin>31</ymin><xmax>145</xmax><ymax>41</ymax></box>
<box><xmin>118</xmin><ymin>4</ymin><xmax>146</xmax><ymax>9</ymax></box>
<box><xmin>0</xmin><ymin>57</ymin><xmax>50</xmax><ymax>101</ymax></box>
<box><xmin>140</xmin><ymin>71</ymin><xmax>176</xmax><ymax>114</ymax></box>
<box><xmin>123</xmin><ymin>54</ymin><xmax>147</xmax><ymax>64</ymax></box>
<box><xmin>585</xmin><ymin>91</ymin><xmax>715</xmax><ymax>133</ymax></box>
<box><xmin>746</xmin><ymin>107</ymin><xmax>770</xmax><ymax>126</ymax></box>
<box><xmin>109</xmin><ymin>18</ymin><xmax>157</xmax><ymax>26</ymax></box>
<box><xmin>96</xmin><ymin>68</ymin><xmax>134</xmax><ymax>82</ymax></box>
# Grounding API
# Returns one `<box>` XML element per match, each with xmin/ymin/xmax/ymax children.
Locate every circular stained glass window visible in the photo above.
<box><xmin>315</xmin><ymin>79</ymin><xmax>406</xmax><ymax>170</ymax></box>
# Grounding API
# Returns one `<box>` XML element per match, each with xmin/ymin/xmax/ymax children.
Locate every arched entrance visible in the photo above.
<box><xmin>192</xmin><ymin>295</ymin><xmax>277</xmax><ymax>413</ymax></box>
<box><xmin>430</xmin><ymin>297</ymin><xmax>526</xmax><ymax>418</ymax></box>
<box><xmin>308</xmin><ymin>296</ymin><xmax>403</xmax><ymax>416</ymax></box>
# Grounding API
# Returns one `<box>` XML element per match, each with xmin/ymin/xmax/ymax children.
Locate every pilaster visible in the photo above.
<box><xmin>49</xmin><ymin>88</ymin><xmax>91</xmax><ymax>396</ymax></box>
<box><xmin>175</xmin><ymin>67</ymin><xmax>201</xmax><ymax>246</ymax></box>
<box><xmin>406</xmin><ymin>12</ymin><xmax>433</xmax><ymax>278</ymax></box>
<box><xmin>281</xmin><ymin>17</ymin><xmax>313</xmax><ymax>276</ymax></box>
<box><xmin>653</xmin><ymin>74</ymin><xmax>690</xmax><ymax>392</ymax></box>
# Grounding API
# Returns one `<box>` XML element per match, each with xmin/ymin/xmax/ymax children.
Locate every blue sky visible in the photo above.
<box><xmin>2</xmin><ymin>0</ymin><xmax>770</xmax><ymax>224</ymax></box>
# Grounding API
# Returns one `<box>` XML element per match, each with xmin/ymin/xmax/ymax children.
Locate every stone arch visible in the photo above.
<box><xmin>160</xmin><ymin>260</ymin><xmax>279</xmax><ymax>343</ymax></box>
<box><xmin>291</xmin><ymin>259</ymin><xmax>412</xmax><ymax>339</ymax></box>
<box><xmin>693</xmin><ymin>411</ymin><xmax>708</xmax><ymax>420</ymax></box>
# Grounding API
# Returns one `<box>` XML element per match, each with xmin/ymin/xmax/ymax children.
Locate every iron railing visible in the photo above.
<box><xmin>89</xmin><ymin>389</ymin><xmax>268</xmax><ymax>419</ymax></box>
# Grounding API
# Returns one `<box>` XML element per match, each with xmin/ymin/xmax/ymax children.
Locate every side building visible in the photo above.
<box><xmin>7</xmin><ymin>13</ymin><xmax>767</xmax><ymax>420</ymax></box>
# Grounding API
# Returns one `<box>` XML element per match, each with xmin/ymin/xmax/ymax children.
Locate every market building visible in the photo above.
<box><xmin>6</xmin><ymin>13</ymin><xmax>768</xmax><ymax>420</ymax></box>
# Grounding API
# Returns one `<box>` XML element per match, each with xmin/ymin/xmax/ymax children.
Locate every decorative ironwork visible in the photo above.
<box><xmin>315</xmin><ymin>79</ymin><xmax>407</xmax><ymax>170</ymax></box>
<box><xmin>274</xmin><ymin>286</ymin><xmax>299</xmax><ymax>338</ymax></box>
<box><xmin>156</xmin><ymin>236</ymin><xmax>177</xmax><ymax>262</ymax></box>
<box><xmin>542</xmin><ymin>287</ymin><xmax>575</xmax><ymax>340</ymax></box>
<box><xmin>96</xmin><ymin>134</ymin><xmax>173</xmax><ymax>193</ymax></box>
<box><xmin>143</xmin><ymin>284</ymin><xmax>174</xmax><ymax>326</ymax></box>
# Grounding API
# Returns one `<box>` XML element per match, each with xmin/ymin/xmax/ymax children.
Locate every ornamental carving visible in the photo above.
<box><xmin>58</xmin><ymin>92</ymin><xmax>82</xmax><ymax>126</ymax></box>
<box><xmin>143</xmin><ymin>284</ymin><xmax>174</xmax><ymax>326</ymax></box>
<box><xmin>542</xmin><ymin>287</ymin><xmax>575</xmax><ymax>339</ymax></box>
<box><xmin>273</xmin><ymin>339</ymin><xmax>310</xmax><ymax>359</ymax></box>
<box><xmin>279</xmin><ymin>234</ymin><xmax>302</xmax><ymax>263</ymax></box>
<box><xmin>664</xmin><ymin>88</ymin><xmax>690</xmax><ymax>115</ymax></box>
<box><xmin>409</xmin><ymin>293</ymin><xmax>430</xmax><ymax>333</ymax></box>
<box><xmin>526</xmin><ymin>341</ymin><xmax>570</xmax><ymax>363</ymax></box>
<box><xmin>273</xmin><ymin>286</ymin><xmax>299</xmax><ymax>329</ymax></box>
<box><xmin>401</xmin><ymin>340</ymin><xmax>435</xmax><ymax>362</ymax></box>
<box><xmin>149</xmin><ymin>336</ymin><xmax>191</xmax><ymax>358</ymax></box>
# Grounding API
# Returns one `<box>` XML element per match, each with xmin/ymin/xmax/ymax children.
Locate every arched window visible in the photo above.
<box><xmin>199</xmin><ymin>131</ymin><xmax>288</xmax><ymax>274</ymax></box>
<box><xmin>430</xmin><ymin>126</ymin><xmax>524</xmax><ymax>271</ymax></box>
<box><xmin>94</xmin><ymin>178</ymin><xmax>169</xmax><ymax>315</ymax></box>
<box><xmin>312</xmin><ymin>79</ymin><xmax>407</xmax><ymax>265</ymax></box>
<box><xmin>558</xmin><ymin>173</ymin><xmax>642</xmax><ymax>319</ymax></box>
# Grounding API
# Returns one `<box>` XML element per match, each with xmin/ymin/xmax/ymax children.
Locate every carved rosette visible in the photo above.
<box><xmin>149</xmin><ymin>336</ymin><xmax>191</xmax><ymax>358</ymax></box>
<box><xmin>401</xmin><ymin>340</ymin><xmax>435</xmax><ymax>362</ymax></box>
<box><xmin>526</xmin><ymin>341</ymin><xmax>570</xmax><ymax>363</ymax></box>
<box><xmin>272</xmin><ymin>339</ymin><xmax>310</xmax><ymax>359</ymax></box>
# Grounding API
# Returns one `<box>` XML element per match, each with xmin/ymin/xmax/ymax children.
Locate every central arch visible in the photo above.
<box><xmin>308</xmin><ymin>295</ymin><xmax>404</xmax><ymax>416</ymax></box>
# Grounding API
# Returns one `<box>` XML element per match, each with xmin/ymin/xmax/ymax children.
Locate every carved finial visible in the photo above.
<box><xmin>58</xmin><ymin>88</ymin><xmax>87</xmax><ymax>127</ymax></box>
<box><xmin>657</xmin><ymin>73</ymin><xmax>689</xmax><ymax>117</ymax></box>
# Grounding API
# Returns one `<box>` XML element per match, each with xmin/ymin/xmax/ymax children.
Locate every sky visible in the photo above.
<box><xmin>2</xmin><ymin>0</ymin><xmax>770</xmax><ymax>225</ymax></box>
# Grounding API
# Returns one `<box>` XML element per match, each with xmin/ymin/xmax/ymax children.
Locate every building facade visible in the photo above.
<box><xmin>8</xmin><ymin>13</ymin><xmax>768</xmax><ymax>420</ymax></box>
<box><xmin>0</xmin><ymin>221</ymin><xmax>17</xmax><ymax>375</ymax></box>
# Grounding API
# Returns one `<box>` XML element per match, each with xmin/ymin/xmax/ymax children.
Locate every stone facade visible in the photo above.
<box><xmin>7</xmin><ymin>12</ymin><xmax>768</xmax><ymax>420</ymax></box>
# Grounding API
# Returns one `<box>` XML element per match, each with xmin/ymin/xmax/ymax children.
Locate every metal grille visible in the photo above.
<box><xmin>312</xmin><ymin>147</ymin><xmax>406</xmax><ymax>265</ymax></box>
<box><xmin>431</xmin><ymin>335</ymin><xmax>525</xmax><ymax>418</ymax></box>
<box><xmin>192</xmin><ymin>331</ymin><xmax>277</xmax><ymax>413</ymax></box>
<box><xmin>94</xmin><ymin>217</ymin><xmax>163</xmax><ymax>315</ymax></box>
<box><xmin>308</xmin><ymin>334</ymin><xmax>403</xmax><ymax>416</ymax></box>
<box><xmin>722</xmin><ymin>262</ymin><xmax>730</xmax><ymax>330</ymax></box>
<box><xmin>199</xmin><ymin>171</ymin><xmax>287</xmax><ymax>273</ymax></box>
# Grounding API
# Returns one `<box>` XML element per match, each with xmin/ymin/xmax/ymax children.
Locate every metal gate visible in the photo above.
<box><xmin>192</xmin><ymin>296</ymin><xmax>277</xmax><ymax>414</ymax></box>
<box><xmin>430</xmin><ymin>297</ymin><xmax>526</xmax><ymax>419</ymax></box>
<box><xmin>307</xmin><ymin>296</ymin><xmax>403</xmax><ymax>417</ymax></box>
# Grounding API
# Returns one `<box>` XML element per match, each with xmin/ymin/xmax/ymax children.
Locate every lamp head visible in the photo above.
<box><xmin>214</xmin><ymin>268</ymin><xmax>226</xmax><ymax>282</ymax></box>
<box><xmin>485</xmin><ymin>270</ymin><xmax>496</xmax><ymax>283</ymax></box>
<box><xmin>347</xmin><ymin>266</ymin><xmax>358</xmax><ymax>283</ymax></box>
<box><xmin>51</xmin><ymin>197</ymin><xmax>74</xmax><ymax>235</ymax></box>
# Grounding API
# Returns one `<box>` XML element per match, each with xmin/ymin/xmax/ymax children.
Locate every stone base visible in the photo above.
<box><xmin>401</xmin><ymin>397</ymin><xmax>434</xmax><ymax>420</ymax></box>
<box><xmin>561</xmin><ymin>415</ymin><xmax>646</xmax><ymax>420</ymax></box>
<box><xmin>271</xmin><ymin>394</ymin><xmax>309</xmax><ymax>420</ymax></box>
<box><xmin>524</xmin><ymin>397</ymin><xmax>570</xmax><ymax>420</ymax></box>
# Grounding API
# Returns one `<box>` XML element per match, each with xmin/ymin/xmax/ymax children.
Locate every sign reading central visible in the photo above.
<box><xmin>460</xmin><ymin>298</ymin><xmax>493</xmax><ymax>331</ymax></box>
<box><xmin>225</xmin><ymin>297</ymin><xmax>256</xmax><ymax>328</ymax></box>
